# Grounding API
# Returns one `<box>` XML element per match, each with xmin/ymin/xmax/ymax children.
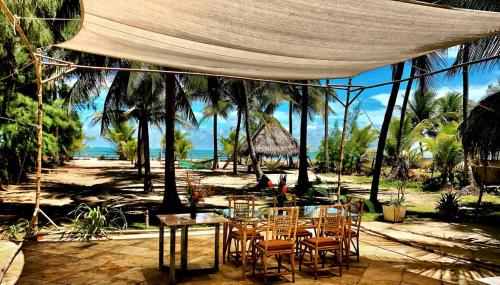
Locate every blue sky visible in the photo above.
<box><xmin>80</xmin><ymin>46</ymin><xmax>500</xmax><ymax>151</ymax></box>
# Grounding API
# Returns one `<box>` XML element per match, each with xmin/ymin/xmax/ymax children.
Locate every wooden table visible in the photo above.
<box><xmin>157</xmin><ymin>212</ymin><xmax>227</xmax><ymax>285</ymax></box>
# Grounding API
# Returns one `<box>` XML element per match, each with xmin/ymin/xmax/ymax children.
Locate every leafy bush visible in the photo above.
<box><xmin>61</xmin><ymin>202</ymin><xmax>127</xmax><ymax>242</ymax></box>
<box><xmin>423</xmin><ymin>177</ymin><xmax>442</xmax><ymax>192</ymax></box>
<box><xmin>385</xmin><ymin>197</ymin><xmax>405</xmax><ymax>207</ymax></box>
<box><xmin>436</xmin><ymin>191</ymin><xmax>461</xmax><ymax>221</ymax></box>
<box><xmin>0</xmin><ymin>219</ymin><xmax>30</xmax><ymax>241</ymax></box>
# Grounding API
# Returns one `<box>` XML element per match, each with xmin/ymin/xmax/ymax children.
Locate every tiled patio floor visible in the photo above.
<box><xmin>16</xmin><ymin>230</ymin><xmax>499</xmax><ymax>284</ymax></box>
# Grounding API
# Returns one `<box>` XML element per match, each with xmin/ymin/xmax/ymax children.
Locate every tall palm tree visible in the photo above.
<box><xmin>370</xmin><ymin>62</ymin><xmax>405</xmax><ymax>205</ymax></box>
<box><xmin>397</xmin><ymin>51</ymin><xmax>446</xmax><ymax>154</ymax></box>
<box><xmin>428</xmin><ymin>0</ymin><xmax>500</xmax><ymax>182</ymax></box>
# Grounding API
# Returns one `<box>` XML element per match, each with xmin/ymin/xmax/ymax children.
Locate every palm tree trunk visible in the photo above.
<box><xmin>462</xmin><ymin>44</ymin><xmax>470</xmax><ymax>184</ymax></box>
<box><xmin>242</xmin><ymin>81</ymin><xmax>263</xmax><ymax>180</ymax></box>
<box><xmin>297</xmin><ymin>81</ymin><xmax>310</xmax><ymax>194</ymax></box>
<box><xmin>137</xmin><ymin>119</ymin><xmax>143</xmax><ymax>176</ymax></box>
<box><xmin>208</xmin><ymin>77</ymin><xmax>220</xmax><ymax>170</ymax></box>
<box><xmin>370</xmin><ymin>62</ymin><xmax>405</xmax><ymax>205</ymax></box>
<box><xmin>288</xmin><ymin>99</ymin><xmax>294</xmax><ymax>166</ymax></box>
<box><xmin>324</xmin><ymin>79</ymin><xmax>330</xmax><ymax>172</ymax></box>
<box><xmin>233</xmin><ymin>109</ymin><xmax>242</xmax><ymax>175</ymax></box>
<box><xmin>396</xmin><ymin>64</ymin><xmax>416</xmax><ymax>157</ymax></box>
<box><xmin>142</xmin><ymin>114</ymin><xmax>153</xmax><ymax>192</ymax></box>
<box><xmin>213</xmin><ymin>113</ymin><xmax>219</xmax><ymax>170</ymax></box>
<box><xmin>396</xmin><ymin>65</ymin><xmax>416</xmax><ymax>154</ymax></box>
<box><xmin>162</xmin><ymin>74</ymin><xmax>182</xmax><ymax>212</ymax></box>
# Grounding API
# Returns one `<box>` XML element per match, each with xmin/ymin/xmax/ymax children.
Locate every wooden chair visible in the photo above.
<box><xmin>252</xmin><ymin>207</ymin><xmax>299</xmax><ymax>283</ymax></box>
<box><xmin>273</xmin><ymin>195</ymin><xmax>312</xmax><ymax>255</ymax></box>
<box><xmin>346</xmin><ymin>196</ymin><xmax>365</xmax><ymax>263</ymax></box>
<box><xmin>225</xmin><ymin>195</ymin><xmax>261</xmax><ymax>264</ymax></box>
<box><xmin>299</xmin><ymin>205</ymin><xmax>345</xmax><ymax>279</ymax></box>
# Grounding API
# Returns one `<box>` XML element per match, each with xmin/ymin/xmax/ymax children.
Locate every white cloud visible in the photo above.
<box><xmin>447</xmin><ymin>46</ymin><xmax>459</xmax><ymax>59</ymax></box>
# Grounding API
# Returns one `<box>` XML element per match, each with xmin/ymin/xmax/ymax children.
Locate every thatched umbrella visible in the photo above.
<box><xmin>459</xmin><ymin>90</ymin><xmax>500</xmax><ymax>216</ymax></box>
<box><xmin>460</xmin><ymin>90</ymin><xmax>500</xmax><ymax>160</ymax></box>
<box><xmin>242</xmin><ymin>122</ymin><xmax>299</xmax><ymax>158</ymax></box>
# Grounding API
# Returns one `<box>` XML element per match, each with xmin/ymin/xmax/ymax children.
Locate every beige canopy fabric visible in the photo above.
<box><xmin>56</xmin><ymin>0</ymin><xmax>500</xmax><ymax>80</ymax></box>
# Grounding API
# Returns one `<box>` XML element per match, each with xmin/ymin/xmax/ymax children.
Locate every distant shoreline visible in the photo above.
<box><xmin>75</xmin><ymin>147</ymin><xmax>317</xmax><ymax>160</ymax></box>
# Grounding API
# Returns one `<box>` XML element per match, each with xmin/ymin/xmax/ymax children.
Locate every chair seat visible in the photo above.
<box><xmin>296</xmin><ymin>229</ymin><xmax>313</xmax><ymax>237</ymax></box>
<box><xmin>256</xmin><ymin>240</ymin><xmax>294</xmax><ymax>251</ymax></box>
<box><xmin>301</xmin><ymin>237</ymin><xmax>340</xmax><ymax>248</ymax></box>
<box><xmin>230</xmin><ymin>227</ymin><xmax>261</xmax><ymax>239</ymax></box>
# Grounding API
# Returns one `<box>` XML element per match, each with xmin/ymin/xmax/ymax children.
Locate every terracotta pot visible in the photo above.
<box><xmin>382</xmin><ymin>205</ymin><xmax>406</xmax><ymax>222</ymax></box>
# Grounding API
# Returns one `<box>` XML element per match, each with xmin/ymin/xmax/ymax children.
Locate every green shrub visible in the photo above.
<box><xmin>61</xmin><ymin>202</ymin><xmax>127</xmax><ymax>242</ymax></box>
<box><xmin>436</xmin><ymin>191</ymin><xmax>461</xmax><ymax>221</ymax></box>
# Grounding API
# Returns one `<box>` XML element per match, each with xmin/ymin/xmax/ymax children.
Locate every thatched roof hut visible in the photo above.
<box><xmin>459</xmin><ymin>91</ymin><xmax>500</xmax><ymax>158</ymax></box>
<box><xmin>243</xmin><ymin>122</ymin><xmax>299</xmax><ymax>158</ymax></box>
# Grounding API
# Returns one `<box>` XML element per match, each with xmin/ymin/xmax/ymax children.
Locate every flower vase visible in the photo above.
<box><xmin>190</xmin><ymin>203</ymin><xmax>197</xmax><ymax>219</ymax></box>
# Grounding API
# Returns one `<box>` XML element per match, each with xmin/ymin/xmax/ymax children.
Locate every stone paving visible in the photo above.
<box><xmin>14</xmin><ymin>229</ymin><xmax>499</xmax><ymax>285</ymax></box>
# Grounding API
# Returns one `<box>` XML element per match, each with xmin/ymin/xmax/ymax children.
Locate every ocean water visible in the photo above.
<box><xmin>75</xmin><ymin>147</ymin><xmax>318</xmax><ymax>160</ymax></box>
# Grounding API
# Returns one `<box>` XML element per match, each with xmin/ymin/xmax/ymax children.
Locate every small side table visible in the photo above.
<box><xmin>157</xmin><ymin>212</ymin><xmax>227</xmax><ymax>285</ymax></box>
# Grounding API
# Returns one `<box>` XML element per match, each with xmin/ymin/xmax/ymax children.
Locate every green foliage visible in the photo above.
<box><xmin>436</xmin><ymin>191</ymin><xmax>461</xmax><ymax>221</ymax></box>
<box><xmin>102</xmin><ymin>121</ymin><xmax>136</xmax><ymax>160</ymax></box>
<box><xmin>0</xmin><ymin>219</ymin><xmax>30</xmax><ymax>241</ymax></box>
<box><xmin>316</xmin><ymin>106</ymin><xmax>377</xmax><ymax>174</ymax></box>
<box><xmin>161</xmin><ymin>129</ymin><xmax>193</xmax><ymax>160</ymax></box>
<box><xmin>422</xmin><ymin>122</ymin><xmax>463</xmax><ymax>185</ymax></box>
<box><xmin>219</xmin><ymin>129</ymin><xmax>241</xmax><ymax>156</ymax></box>
<box><xmin>61</xmin><ymin>202</ymin><xmax>127</xmax><ymax>242</ymax></box>
<box><xmin>121</xmin><ymin>139</ymin><xmax>137</xmax><ymax>164</ymax></box>
<box><xmin>386</xmin><ymin>197</ymin><xmax>405</xmax><ymax>207</ymax></box>
<box><xmin>0</xmin><ymin>93</ymin><xmax>83</xmax><ymax>182</ymax></box>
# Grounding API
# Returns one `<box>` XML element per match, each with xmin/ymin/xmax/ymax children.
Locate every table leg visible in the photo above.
<box><xmin>169</xmin><ymin>227</ymin><xmax>176</xmax><ymax>285</ymax></box>
<box><xmin>181</xmin><ymin>226</ymin><xmax>188</xmax><ymax>272</ymax></box>
<box><xmin>241</xmin><ymin>222</ymin><xmax>247</xmax><ymax>279</ymax></box>
<box><xmin>214</xmin><ymin>223</ymin><xmax>220</xmax><ymax>272</ymax></box>
<box><xmin>159</xmin><ymin>223</ymin><xmax>164</xmax><ymax>269</ymax></box>
<box><xmin>222</xmin><ymin>221</ymin><xmax>228</xmax><ymax>264</ymax></box>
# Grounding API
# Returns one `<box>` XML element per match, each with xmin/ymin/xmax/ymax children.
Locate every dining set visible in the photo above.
<box><xmin>220</xmin><ymin>194</ymin><xmax>365</xmax><ymax>283</ymax></box>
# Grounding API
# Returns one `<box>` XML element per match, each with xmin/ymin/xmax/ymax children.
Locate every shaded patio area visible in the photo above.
<box><xmin>16</xmin><ymin>229</ymin><xmax>499</xmax><ymax>285</ymax></box>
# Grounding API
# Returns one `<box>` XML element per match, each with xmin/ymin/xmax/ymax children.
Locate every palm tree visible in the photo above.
<box><xmin>433</xmin><ymin>0</ymin><xmax>500</xmax><ymax>183</ymax></box>
<box><xmin>297</xmin><ymin>82</ymin><xmax>310</xmax><ymax>193</ymax></box>
<box><xmin>370</xmin><ymin>62</ymin><xmax>405</xmax><ymax>205</ymax></box>
<box><xmin>162</xmin><ymin>74</ymin><xmax>199</xmax><ymax>212</ymax></box>
<box><xmin>422</xmin><ymin>122</ymin><xmax>463</xmax><ymax>185</ymax></box>
<box><xmin>98</xmin><ymin>63</ymin><xmax>167</xmax><ymax>192</ymax></box>
<box><xmin>397</xmin><ymin>52</ymin><xmax>446</xmax><ymax>154</ymax></box>
<box><xmin>436</xmin><ymin>91</ymin><xmax>463</xmax><ymax>123</ymax></box>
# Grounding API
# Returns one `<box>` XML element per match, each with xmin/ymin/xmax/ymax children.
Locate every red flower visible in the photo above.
<box><xmin>267</xmin><ymin>181</ymin><xmax>273</xmax><ymax>187</ymax></box>
<box><xmin>193</xmin><ymin>192</ymin><xmax>199</xmax><ymax>199</ymax></box>
<box><xmin>282</xmin><ymin>186</ymin><xmax>287</xmax><ymax>194</ymax></box>
<box><xmin>192</xmin><ymin>184</ymin><xmax>199</xmax><ymax>190</ymax></box>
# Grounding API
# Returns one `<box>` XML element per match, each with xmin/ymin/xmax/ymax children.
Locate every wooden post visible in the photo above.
<box><xmin>337</xmin><ymin>79</ymin><xmax>352</xmax><ymax>201</ymax></box>
<box><xmin>31</xmin><ymin>59</ymin><xmax>43</xmax><ymax>234</ymax></box>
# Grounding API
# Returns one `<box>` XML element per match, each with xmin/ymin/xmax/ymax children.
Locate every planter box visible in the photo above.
<box><xmin>382</xmin><ymin>205</ymin><xmax>406</xmax><ymax>222</ymax></box>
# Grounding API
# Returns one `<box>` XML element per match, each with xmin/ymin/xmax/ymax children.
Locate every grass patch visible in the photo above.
<box><xmin>349</xmin><ymin>176</ymin><xmax>422</xmax><ymax>191</ymax></box>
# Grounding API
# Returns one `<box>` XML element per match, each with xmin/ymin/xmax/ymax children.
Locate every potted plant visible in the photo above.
<box><xmin>185</xmin><ymin>172</ymin><xmax>213</xmax><ymax>218</ymax></box>
<box><xmin>383</xmin><ymin>151</ymin><xmax>409</xmax><ymax>222</ymax></box>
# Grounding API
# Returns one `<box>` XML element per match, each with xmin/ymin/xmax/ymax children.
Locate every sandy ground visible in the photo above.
<box><xmin>0</xmin><ymin>158</ymin><xmax>431</xmax><ymax>223</ymax></box>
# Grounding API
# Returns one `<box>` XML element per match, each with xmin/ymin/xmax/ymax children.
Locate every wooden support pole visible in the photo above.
<box><xmin>31</xmin><ymin>59</ymin><xmax>43</xmax><ymax>234</ymax></box>
<box><xmin>337</xmin><ymin>79</ymin><xmax>352</xmax><ymax>201</ymax></box>
<box><xmin>0</xmin><ymin>0</ymin><xmax>44</xmax><ymax>236</ymax></box>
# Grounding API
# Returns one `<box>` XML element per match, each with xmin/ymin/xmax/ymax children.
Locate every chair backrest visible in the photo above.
<box><xmin>273</xmin><ymin>194</ymin><xmax>296</xmax><ymax>207</ymax></box>
<box><xmin>266</xmin><ymin>207</ymin><xmax>299</xmax><ymax>242</ymax></box>
<box><xmin>346</xmin><ymin>196</ymin><xmax>365</xmax><ymax>230</ymax></box>
<box><xmin>227</xmin><ymin>195</ymin><xmax>256</xmax><ymax>219</ymax></box>
<box><xmin>316</xmin><ymin>205</ymin><xmax>345</xmax><ymax>242</ymax></box>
